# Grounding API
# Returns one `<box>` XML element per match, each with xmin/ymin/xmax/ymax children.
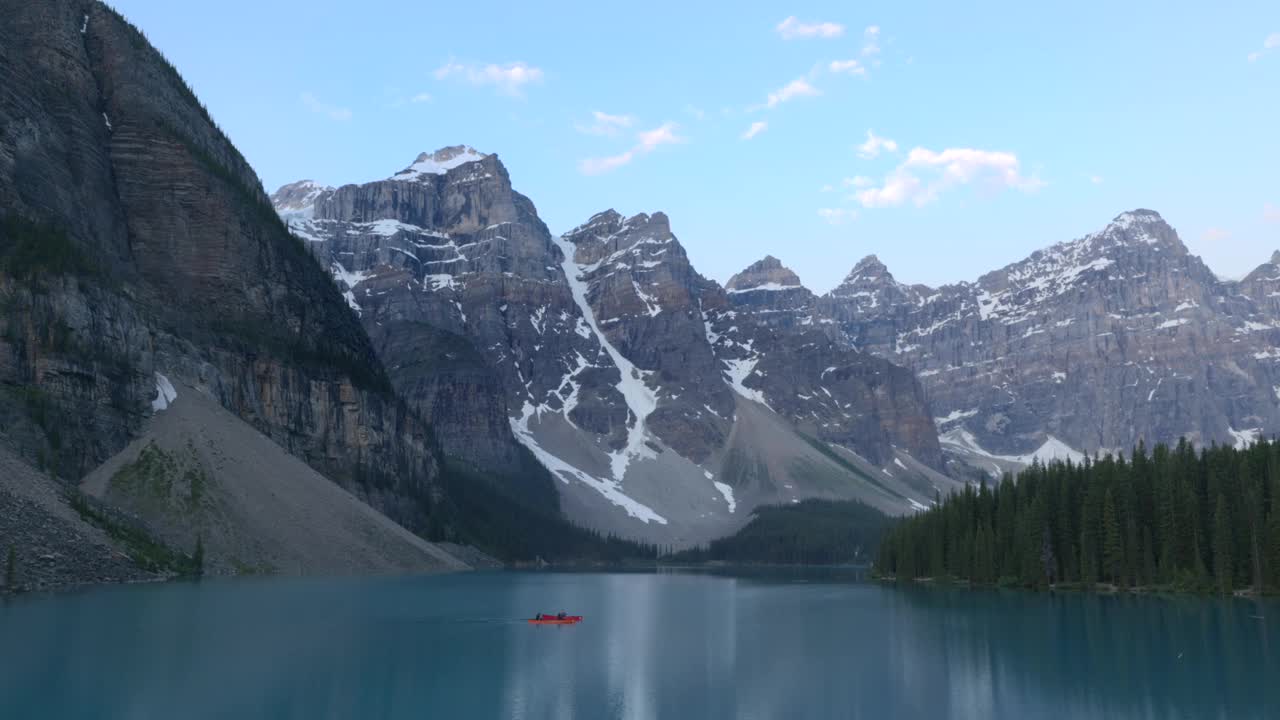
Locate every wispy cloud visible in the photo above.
<box><xmin>1202</xmin><ymin>227</ymin><xmax>1231</xmax><ymax>242</ymax></box>
<box><xmin>410</xmin><ymin>92</ymin><xmax>432</xmax><ymax>103</ymax></box>
<box><xmin>685</xmin><ymin>105</ymin><xmax>706</xmax><ymax>121</ymax></box>
<box><xmin>1090</xmin><ymin>175</ymin><xmax>1104</xmax><ymax>185</ymax></box>
<box><xmin>575</xmin><ymin>110</ymin><xmax>635</xmax><ymax>136</ymax></box>
<box><xmin>777</xmin><ymin>16</ymin><xmax>845</xmax><ymax>40</ymax></box>
<box><xmin>300</xmin><ymin>92</ymin><xmax>352</xmax><ymax>121</ymax></box>
<box><xmin>1247</xmin><ymin>32</ymin><xmax>1279</xmax><ymax>62</ymax></box>
<box><xmin>856</xmin><ymin>130</ymin><xmax>898</xmax><ymax>159</ymax></box>
<box><xmin>434</xmin><ymin>59</ymin><xmax>544</xmax><ymax>96</ymax></box>
<box><xmin>853</xmin><ymin>146</ymin><xmax>1044</xmax><ymax>208</ymax></box>
<box><xmin>818</xmin><ymin>208</ymin><xmax>856</xmax><ymax>224</ymax></box>
<box><xmin>579</xmin><ymin>122</ymin><xmax>685</xmax><ymax>175</ymax></box>
<box><xmin>758</xmin><ymin>77</ymin><xmax>821</xmax><ymax>110</ymax></box>
<box><xmin>828</xmin><ymin>59</ymin><xmax>867</xmax><ymax>76</ymax></box>
<box><xmin>861</xmin><ymin>25</ymin><xmax>882</xmax><ymax>56</ymax></box>
<box><xmin>1265</xmin><ymin>203</ymin><xmax>1280</xmax><ymax>223</ymax></box>
<box><xmin>741</xmin><ymin>121</ymin><xmax>769</xmax><ymax>140</ymax></box>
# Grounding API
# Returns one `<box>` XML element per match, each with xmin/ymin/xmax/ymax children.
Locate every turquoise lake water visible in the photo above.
<box><xmin>0</xmin><ymin>569</ymin><xmax>1276</xmax><ymax>719</ymax></box>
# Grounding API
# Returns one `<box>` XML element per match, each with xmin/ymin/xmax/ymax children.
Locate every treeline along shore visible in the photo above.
<box><xmin>876</xmin><ymin>439</ymin><xmax>1280</xmax><ymax>595</ymax></box>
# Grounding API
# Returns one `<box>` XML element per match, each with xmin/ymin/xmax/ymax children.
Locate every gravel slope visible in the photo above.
<box><xmin>0</xmin><ymin>448</ymin><xmax>156</xmax><ymax>594</ymax></box>
<box><xmin>81</xmin><ymin>385</ymin><xmax>469</xmax><ymax>577</ymax></box>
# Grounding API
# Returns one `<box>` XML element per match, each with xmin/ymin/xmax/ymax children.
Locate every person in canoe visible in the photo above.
<box><xmin>557</xmin><ymin>611</ymin><xmax>566</xmax><ymax>620</ymax></box>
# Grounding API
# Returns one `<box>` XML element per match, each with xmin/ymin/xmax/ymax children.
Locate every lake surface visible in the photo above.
<box><xmin>0</xmin><ymin>569</ymin><xmax>1276</xmax><ymax>719</ymax></box>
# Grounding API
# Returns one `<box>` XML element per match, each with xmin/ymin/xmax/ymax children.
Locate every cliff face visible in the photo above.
<box><xmin>821</xmin><ymin>210</ymin><xmax>1280</xmax><ymax>468</ymax></box>
<box><xmin>0</xmin><ymin>0</ymin><xmax>440</xmax><ymax>532</ymax></box>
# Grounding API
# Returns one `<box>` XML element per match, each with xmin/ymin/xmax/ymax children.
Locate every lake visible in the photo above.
<box><xmin>0</xmin><ymin>569</ymin><xmax>1276</xmax><ymax>719</ymax></box>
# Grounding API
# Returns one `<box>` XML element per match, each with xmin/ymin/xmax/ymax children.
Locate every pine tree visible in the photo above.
<box><xmin>1102</xmin><ymin>489</ymin><xmax>1124</xmax><ymax>585</ymax></box>
<box><xmin>1268</xmin><ymin>507</ymin><xmax>1280</xmax><ymax>592</ymax></box>
<box><xmin>4</xmin><ymin>546</ymin><xmax>14</xmax><ymax>590</ymax></box>
<box><xmin>1213</xmin><ymin>493</ymin><xmax>1233</xmax><ymax>595</ymax></box>
<box><xmin>192</xmin><ymin>537</ymin><xmax>205</xmax><ymax>578</ymax></box>
<box><xmin>1041</xmin><ymin>524</ymin><xmax>1057</xmax><ymax>586</ymax></box>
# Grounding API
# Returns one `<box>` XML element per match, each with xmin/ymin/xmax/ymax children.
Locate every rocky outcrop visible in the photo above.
<box><xmin>820</xmin><ymin>210</ymin><xmax>1280</xmax><ymax>468</ymax></box>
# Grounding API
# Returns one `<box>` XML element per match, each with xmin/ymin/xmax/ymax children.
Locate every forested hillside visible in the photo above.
<box><xmin>876</xmin><ymin>440</ymin><xmax>1280</xmax><ymax>594</ymax></box>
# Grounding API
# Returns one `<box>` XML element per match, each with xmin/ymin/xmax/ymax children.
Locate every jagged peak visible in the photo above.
<box><xmin>270</xmin><ymin>179</ymin><xmax>333</xmax><ymax>215</ymax></box>
<box><xmin>1270</xmin><ymin>250</ymin><xmax>1280</xmax><ymax>266</ymax></box>
<box><xmin>565</xmin><ymin>209</ymin><xmax>673</xmax><ymax>243</ymax></box>
<box><xmin>726</xmin><ymin>255</ymin><xmax>803</xmax><ymax>292</ymax></box>
<box><xmin>836</xmin><ymin>254</ymin><xmax>894</xmax><ymax>287</ymax></box>
<box><xmin>389</xmin><ymin>145</ymin><xmax>489</xmax><ymax>181</ymax></box>
<box><xmin>1110</xmin><ymin>208</ymin><xmax>1164</xmax><ymax>227</ymax></box>
<box><xmin>1075</xmin><ymin>208</ymin><xmax>1184</xmax><ymax>253</ymax></box>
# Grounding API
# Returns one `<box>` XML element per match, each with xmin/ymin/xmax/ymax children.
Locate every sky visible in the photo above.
<box><xmin>111</xmin><ymin>0</ymin><xmax>1279</xmax><ymax>292</ymax></box>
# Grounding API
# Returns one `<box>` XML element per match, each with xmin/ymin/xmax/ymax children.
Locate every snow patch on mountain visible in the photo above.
<box><xmin>941</xmin><ymin>427</ymin><xmax>1085</xmax><ymax>468</ymax></box>
<box><xmin>554</xmin><ymin>235</ymin><xmax>659</xmax><ymax>481</ymax></box>
<box><xmin>722</xmin><ymin>357</ymin><xmax>770</xmax><ymax>408</ymax></box>
<box><xmin>151</xmin><ymin>373</ymin><xmax>177</xmax><ymax>412</ymax></box>
<box><xmin>1228</xmin><ymin>427</ymin><xmax>1262</xmax><ymax>450</ymax></box>
<box><xmin>509</xmin><ymin>404</ymin><xmax>666</xmax><ymax>524</ymax></box>
<box><xmin>390</xmin><ymin>146</ymin><xmax>488</xmax><ymax>181</ymax></box>
<box><xmin>713</xmin><ymin>481</ymin><xmax>737</xmax><ymax>513</ymax></box>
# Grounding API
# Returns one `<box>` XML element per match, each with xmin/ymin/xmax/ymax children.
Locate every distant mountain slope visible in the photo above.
<box><xmin>276</xmin><ymin>160</ymin><xmax>958</xmax><ymax>546</ymax></box>
<box><xmin>820</xmin><ymin>210</ymin><xmax>1280</xmax><ymax>471</ymax></box>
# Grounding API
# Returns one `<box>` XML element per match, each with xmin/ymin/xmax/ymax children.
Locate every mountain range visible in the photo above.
<box><xmin>270</xmin><ymin>147</ymin><xmax>1280</xmax><ymax>546</ymax></box>
<box><xmin>4</xmin><ymin>0</ymin><xmax>1280</xmax><ymax>589</ymax></box>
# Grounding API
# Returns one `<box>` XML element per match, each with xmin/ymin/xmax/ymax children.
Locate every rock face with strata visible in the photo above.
<box><xmin>0</xmin><ymin>0</ymin><xmax>443</xmax><ymax>536</ymax></box>
<box><xmin>820</xmin><ymin>210</ymin><xmax>1280</xmax><ymax>470</ymax></box>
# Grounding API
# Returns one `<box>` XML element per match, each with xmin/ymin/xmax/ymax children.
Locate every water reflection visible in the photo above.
<box><xmin>0</xmin><ymin>572</ymin><xmax>1276</xmax><ymax>719</ymax></box>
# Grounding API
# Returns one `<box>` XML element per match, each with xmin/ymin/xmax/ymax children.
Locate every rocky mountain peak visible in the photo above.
<box><xmin>1271</xmin><ymin>250</ymin><xmax>1280</xmax><ymax>266</ymax></box>
<box><xmin>830</xmin><ymin>254</ymin><xmax>900</xmax><ymax>297</ymax></box>
<box><xmin>1091</xmin><ymin>208</ymin><xmax>1184</xmax><ymax>253</ymax></box>
<box><xmin>269</xmin><ymin>179</ymin><xmax>333</xmax><ymax>218</ymax></box>
<box><xmin>726</xmin><ymin>255</ymin><xmax>803</xmax><ymax>292</ymax></box>
<box><xmin>389</xmin><ymin>145</ymin><xmax>489</xmax><ymax>181</ymax></box>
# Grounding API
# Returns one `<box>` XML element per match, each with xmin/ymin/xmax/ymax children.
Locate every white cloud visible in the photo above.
<box><xmin>579</xmin><ymin>151</ymin><xmax>636</xmax><ymax>176</ymax></box>
<box><xmin>410</xmin><ymin>93</ymin><xmax>432</xmax><ymax>104</ymax></box>
<box><xmin>1090</xmin><ymin>175</ymin><xmax>1104</xmax><ymax>185</ymax></box>
<box><xmin>856</xmin><ymin>130</ymin><xmax>898</xmax><ymax>159</ymax></box>
<box><xmin>828</xmin><ymin>59</ymin><xmax>867</xmax><ymax>75</ymax></box>
<box><xmin>1248</xmin><ymin>32</ymin><xmax>1280</xmax><ymax>62</ymax></box>
<box><xmin>579</xmin><ymin>122</ymin><xmax>685</xmax><ymax>175</ymax></box>
<box><xmin>1265</xmin><ymin>203</ymin><xmax>1280</xmax><ymax>223</ymax></box>
<box><xmin>637</xmin><ymin>122</ymin><xmax>684</xmax><ymax>150</ymax></box>
<box><xmin>844</xmin><ymin>176</ymin><xmax>875</xmax><ymax>188</ymax></box>
<box><xmin>818</xmin><ymin>208</ymin><xmax>856</xmax><ymax>224</ymax></box>
<box><xmin>741</xmin><ymin>121</ymin><xmax>768</xmax><ymax>140</ymax></box>
<box><xmin>1202</xmin><ymin>227</ymin><xmax>1231</xmax><ymax>242</ymax></box>
<box><xmin>777</xmin><ymin>16</ymin><xmax>845</xmax><ymax>40</ymax></box>
<box><xmin>576</xmin><ymin>110</ymin><xmax>635</xmax><ymax>136</ymax></box>
<box><xmin>761</xmin><ymin>77</ymin><xmax>821</xmax><ymax>109</ymax></box>
<box><xmin>434</xmin><ymin>59</ymin><xmax>544</xmax><ymax>96</ymax></box>
<box><xmin>820</xmin><ymin>184</ymin><xmax>835</xmax><ymax>192</ymax></box>
<box><xmin>862</xmin><ymin>25</ymin><xmax>882</xmax><ymax>56</ymax></box>
<box><xmin>853</xmin><ymin>146</ymin><xmax>1044</xmax><ymax>209</ymax></box>
<box><xmin>300</xmin><ymin>92</ymin><xmax>352</xmax><ymax>121</ymax></box>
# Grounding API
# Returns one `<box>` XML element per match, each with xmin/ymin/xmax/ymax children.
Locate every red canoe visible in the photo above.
<box><xmin>528</xmin><ymin>615</ymin><xmax>583</xmax><ymax>625</ymax></box>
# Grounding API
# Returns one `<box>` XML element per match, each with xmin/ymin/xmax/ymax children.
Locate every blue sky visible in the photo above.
<box><xmin>112</xmin><ymin>0</ymin><xmax>1279</xmax><ymax>291</ymax></box>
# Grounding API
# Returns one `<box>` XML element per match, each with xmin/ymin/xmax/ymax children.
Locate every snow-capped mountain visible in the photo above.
<box><xmin>820</xmin><ymin>209</ymin><xmax>1280</xmax><ymax>475</ymax></box>
<box><xmin>272</xmin><ymin>150</ymin><xmax>958</xmax><ymax>545</ymax></box>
